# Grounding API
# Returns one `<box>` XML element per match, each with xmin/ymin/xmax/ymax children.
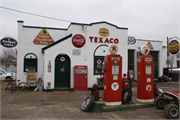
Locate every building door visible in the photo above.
<box><xmin>55</xmin><ymin>54</ymin><xmax>70</xmax><ymax>90</ymax></box>
<box><xmin>149</xmin><ymin>51</ymin><xmax>159</xmax><ymax>79</ymax></box>
<box><xmin>128</xmin><ymin>50</ymin><xmax>134</xmax><ymax>71</ymax></box>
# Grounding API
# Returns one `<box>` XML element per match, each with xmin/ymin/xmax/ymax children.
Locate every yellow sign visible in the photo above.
<box><xmin>146</xmin><ymin>84</ymin><xmax>152</xmax><ymax>91</ymax></box>
<box><xmin>146</xmin><ymin>41</ymin><xmax>153</xmax><ymax>50</ymax></box>
<box><xmin>168</xmin><ymin>40</ymin><xmax>179</xmax><ymax>54</ymax></box>
<box><xmin>99</xmin><ymin>28</ymin><xmax>109</xmax><ymax>37</ymax></box>
<box><xmin>27</xmin><ymin>73</ymin><xmax>36</xmax><ymax>83</ymax></box>
<box><xmin>33</xmin><ymin>29</ymin><xmax>54</xmax><ymax>45</ymax></box>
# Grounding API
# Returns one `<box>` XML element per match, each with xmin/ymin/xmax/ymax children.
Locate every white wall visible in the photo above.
<box><xmin>127</xmin><ymin>39</ymin><xmax>163</xmax><ymax>80</ymax></box>
<box><xmin>17</xmin><ymin>21</ymin><xmax>67</xmax><ymax>84</ymax></box>
<box><xmin>18</xmin><ymin>21</ymin><xmax>164</xmax><ymax>90</ymax></box>
<box><xmin>44</xmin><ymin>22</ymin><xmax>128</xmax><ymax>89</ymax></box>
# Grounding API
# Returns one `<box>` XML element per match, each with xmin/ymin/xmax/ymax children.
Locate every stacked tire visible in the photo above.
<box><xmin>169</xmin><ymin>72</ymin><xmax>179</xmax><ymax>82</ymax></box>
<box><xmin>158</xmin><ymin>75</ymin><xmax>169</xmax><ymax>82</ymax></box>
<box><xmin>163</xmin><ymin>68</ymin><xmax>169</xmax><ymax>76</ymax></box>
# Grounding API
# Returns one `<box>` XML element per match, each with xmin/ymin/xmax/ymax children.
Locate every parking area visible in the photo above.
<box><xmin>1</xmin><ymin>81</ymin><xmax>179</xmax><ymax>119</ymax></box>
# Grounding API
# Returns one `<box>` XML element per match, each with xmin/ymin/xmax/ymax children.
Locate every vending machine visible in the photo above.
<box><xmin>74</xmin><ymin>65</ymin><xmax>88</xmax><ymax>90</ymax></box>
<box><xmin>137</xmin><ymin>45</ymin><xmax>154</xmax><ymax>103</ymax></box>
<box><xmin>103</xmin><ymin>44</ymin><xmax>122</xmax><ymax>106</ymax></box>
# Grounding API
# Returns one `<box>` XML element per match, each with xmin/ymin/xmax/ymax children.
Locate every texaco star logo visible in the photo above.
<box><xmin>108</xmin><ymin>43</ymin><xmax>118</xmax><ymax>54</ymax></box>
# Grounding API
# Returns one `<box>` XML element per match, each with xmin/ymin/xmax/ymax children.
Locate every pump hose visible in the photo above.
<box><xmin>122</xmin><ymin>80</ymin><xmax>137</xmax><ymax>110</ymax></box>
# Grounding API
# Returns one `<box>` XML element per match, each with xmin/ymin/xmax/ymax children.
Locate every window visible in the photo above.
<box><xmin>24</xmin><ymin>53</ymin><xmax>37</xmax><ymax>72</ymax></box>
<box><xmin>94</xmin><ymin>56</ymin><xmax>104</xmax><ymax>75</ymax></box>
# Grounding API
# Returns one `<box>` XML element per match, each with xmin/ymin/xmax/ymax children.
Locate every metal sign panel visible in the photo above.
<box><xmin>168</xmin><ymin>40</ymin><xmax>179</xmax><ymax>54</ymax></box>
<box><xmin>0</xmin><ymin>37</ymin><xmax>18</xmax><ymax>48</ymax></box>
<box><xmin>145</xmin><ymin>57</ymin><xmax>152</xmax><ymax>61</ymax></box>
<box><xmin>33</xmin><ymin>29</ymin><xmax>54</xmax><ymax>45</ymax></box>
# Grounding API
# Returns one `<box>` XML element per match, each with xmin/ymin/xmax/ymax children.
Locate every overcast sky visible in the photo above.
<box><xmin>0</xmin><ymin>0</ymin><xmax>179</xmax><ymax>53</ymax></box>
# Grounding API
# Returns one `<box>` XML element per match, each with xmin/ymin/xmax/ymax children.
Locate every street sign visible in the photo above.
<box><xmin>0</xmin><ymin>37</ymin><xmax>18</xmax><ymax>48</ymax></box>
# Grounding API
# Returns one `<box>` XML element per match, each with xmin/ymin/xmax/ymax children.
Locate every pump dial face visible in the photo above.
<box><xmin>146</xmin><ymin>65</ymin><xmax>151</xmax><ymax>75</ymax></box>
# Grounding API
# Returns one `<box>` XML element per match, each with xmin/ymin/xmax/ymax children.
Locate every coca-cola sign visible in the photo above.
<box><xmin>72</xmin><ymin>34</ymin><xmax>86</xmax><ymax>48</ymax></box>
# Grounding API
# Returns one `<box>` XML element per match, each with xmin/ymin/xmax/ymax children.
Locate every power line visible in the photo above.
<box><xmin>0</xmin><ymin>6</ymin><xmax>72</xmax><ymax>23</ymax></box>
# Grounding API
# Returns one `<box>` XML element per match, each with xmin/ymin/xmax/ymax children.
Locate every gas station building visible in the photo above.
<box><xmin>17</xmin><ymin>20</ymin><xmax>163</xmax><ymax>91</ymax></box>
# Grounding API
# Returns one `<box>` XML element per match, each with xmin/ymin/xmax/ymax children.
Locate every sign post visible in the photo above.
<box><xmin>167</xmin><ymin>37</ymin><xmax>180</xmax><ymax>73</ymax></box>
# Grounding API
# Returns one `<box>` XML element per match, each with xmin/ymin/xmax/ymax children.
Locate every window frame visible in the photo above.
<box><xmin>94</xmin><ymin>56</ymin><xmax>104</xmax><ymax>75</ymax></box>
<box><xmin>23</xmin><ymin>53</ymin><xmax>38</xmax><ymax>72</ymax></box>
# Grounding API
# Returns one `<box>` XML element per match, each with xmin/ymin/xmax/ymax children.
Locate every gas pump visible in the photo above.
<box><xmin>103</xmin><ymin>44</ymin><xmax>122</xmax><ymax>106</ymax></box>
<box><xmin>137</xmin><ymin>45</ymin><xmax>154</xmax><ymax>103</ymax></box>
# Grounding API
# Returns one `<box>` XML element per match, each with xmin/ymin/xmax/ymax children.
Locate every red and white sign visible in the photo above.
<box><xmin>97</xmin><ymin>59</ymin><xmax>102</xmax><ymax>64</ymax></box>
<box><xmin>72</xmin><ymin>34</ymin><xmax>86</xmax><ymax>48</ymax></box>
<box><xmin>60</xmin><ymin>57</ymin><xmax>65</xmax><ymax>62</ymax></box>
<box><xmin>141</xmin><ymin>45</ymin><xmax>150</xmax><ymax>55</ymax></box>
<box><xmin>108</xmin><ymin>44</ymin><xmax>118</xmax><ymax>54</ymax></box>
<box><xmin>33</xmin><ymin>29</ymin><xmax>54</xmax><ymax>45</ymax></box>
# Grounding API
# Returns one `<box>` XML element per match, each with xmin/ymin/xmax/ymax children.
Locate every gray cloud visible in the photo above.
<box><xmin>0</xmin><ymin>0</ymin><xmax>179</xmax><ymax>48</ymax></box>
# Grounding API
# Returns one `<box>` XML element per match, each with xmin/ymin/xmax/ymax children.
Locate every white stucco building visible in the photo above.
<box><xmin>17</xmin><ymin>20</ymin><xmax>164</xmax><ymax>91</ymax></box>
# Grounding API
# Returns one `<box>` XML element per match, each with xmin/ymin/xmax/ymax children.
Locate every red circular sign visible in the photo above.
<box><xmin>97</xmin><ymin>59</ymin><xmax>101</xmax><ymax>64</ymax></box>
<box><xmin>72</xmin><ymin>34</ymin><xmax>86</xmax><ymax>48</ymax></box>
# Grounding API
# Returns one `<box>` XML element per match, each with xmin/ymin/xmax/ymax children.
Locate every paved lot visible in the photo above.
<box><xmin>0</xmin><ymin>81</ymin><xmax>179</xmax><ymax>119</ymax></box>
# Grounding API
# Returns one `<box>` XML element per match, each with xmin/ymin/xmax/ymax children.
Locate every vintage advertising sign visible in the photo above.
<box><xmin>146</xmin><ymin>41</ymin><xmax>153</xmax><ymax>50</ymax></box>
<box><xmin>0</xmin><ymin>37</ymin><xmax>18</xmax><ymax>48</ymax></box>
<box><xmin>27</xmin><ymin>73</ymin><xmax>36</xmax><ymax>83</ymax></box>
<box><xmin>60</xmin><ymin>57</ymin><xmax>65</xmax><ymax>62</ymax></box>
<box><xmin>141</xmin><ymin>45</ymin><xmax>150</xmax><ymax>55</ymax></box>
<box><xmin>168</xmin><ymin>40</ymin><xmax>179</xmax><ymax>54</ymax></box>
<box><xmin>72</xmin><ymin>34</ymin><xmax>86</xmax><ymax>48</ymax></box>
<box><xmin>99</xmin><ymin>28</ymin><xmax>109</xmax><ymax>37</ymax></box>
<box><xmin>94</xmin><ymin>56</ymin><xmax>104</xmax><ymax>74</ymax></box>
<box><xmin>146</xmin><ymin>84</ymin><xmax>152</xmax><ymax>91</ymax></box>
<box><xmin>111</xmin><ymin>82</ymin><xmax>119</xmax><ymax>91</ymax></box>
<box><xmin>72</xmin><ymin>49</ymin><xmax>81</xmax><ymax>56</ymax></box>
<box><xmin>128</xmin><ymin>36</ymin><xmax>136</xmax><ymax>45</ymax></box>
<box><xmin>33</xmin><ymin>29</ymin><xmax>54</xmax><ymax>45</ymax></box>
<box><xmin>108</xmin><ymin>43</ymin><xmax>118</xmax><ymax>54</ymax></box>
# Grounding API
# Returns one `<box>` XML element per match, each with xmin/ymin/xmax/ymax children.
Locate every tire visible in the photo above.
<box><xmin>81</xmin><ymin>94</ymin><xmax>94</xmax><ymax>112</ymax></box>
<box><xmin>18</xmin><ymin>82</ymin><xmax>29</xmax><ymax>93</ymax></box>
<box><xmin>161</xmin><ymin>75</ymin><xmax>169</xmax><ymax>82</ymax></box>
<box><xmin>164</xmin><ymin>104</ymin><xmax>179</xmax><ymax>119</ymax></box>
<box><xmin>154</xmin><ymin>97</ymin><xmax>167</xmax><ymax>109</ymax></box>
<box><xmin>122</xmin><ymin>88</ymin><xmax>132</xmax><ymax>104</ymax></box>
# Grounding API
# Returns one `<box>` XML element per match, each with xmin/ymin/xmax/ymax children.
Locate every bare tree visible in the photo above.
<box><xmin>0</xmin><ymin>48</ymin><xmax>17</xmax><ymax>70</ymax></box>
